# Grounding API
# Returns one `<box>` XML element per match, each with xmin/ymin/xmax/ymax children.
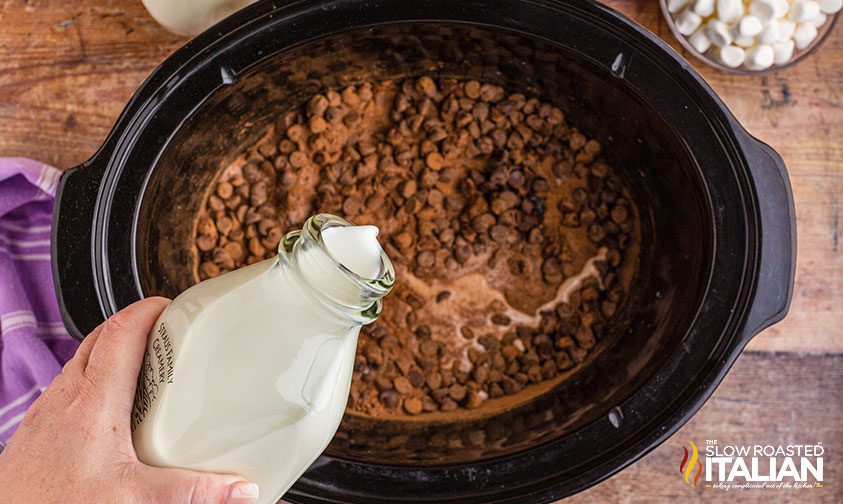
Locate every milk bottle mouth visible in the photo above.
<box><xmin>320</xmin><ymin>223</ymin><xmax>384</xmax><ymax>280</ymax></box>
<box><xmin>278</xmin><ymin>214</ymin><xmax>395</xmax><ymax>324</ymax></box>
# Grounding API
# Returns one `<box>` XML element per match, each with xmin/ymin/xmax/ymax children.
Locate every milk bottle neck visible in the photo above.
<box><xmin>278</xmin><ymin>214</ymin><xmax>394</xmax><ymax>325</ymax></box>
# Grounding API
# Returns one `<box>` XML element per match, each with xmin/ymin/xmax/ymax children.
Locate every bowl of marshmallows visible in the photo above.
<box><xmin>661</xmin><ymin>0</ymin><xmax>841</xmax><ymax>72</ymax></box>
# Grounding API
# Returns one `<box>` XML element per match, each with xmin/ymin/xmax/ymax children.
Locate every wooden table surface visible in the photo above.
<box><xmin>0</xmin><ymin>0</ymin><xmax>839</xmax><ymax>501</ymax></box>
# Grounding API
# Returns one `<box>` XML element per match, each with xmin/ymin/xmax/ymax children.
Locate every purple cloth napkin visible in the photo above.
<box><xmin>0</xmin><ymin>158</ymin><xmax>79</xmax><ymax>447</ymax></box>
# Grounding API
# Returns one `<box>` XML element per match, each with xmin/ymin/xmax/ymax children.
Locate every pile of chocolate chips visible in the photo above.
<box><xmin>193</xmin><ymin>77</ymin><xmax>637</xmax><ymax>417</ymax></box>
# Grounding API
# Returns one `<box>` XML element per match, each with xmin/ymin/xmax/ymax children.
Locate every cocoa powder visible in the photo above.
<box><xmin>191</xmin><ymin>77</ymin><xmax>639</xmax><ymax>418</ymax></box>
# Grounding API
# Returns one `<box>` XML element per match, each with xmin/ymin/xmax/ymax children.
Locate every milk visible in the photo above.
<box><xmin>132</xmin><ymin>214</ymin><xmax>394</xmax><ymax>504</ymax></box>
<box><xmin>321</xmin><ymin>225</ymin><xmax>383</xmax><ymax>279</ymax></box>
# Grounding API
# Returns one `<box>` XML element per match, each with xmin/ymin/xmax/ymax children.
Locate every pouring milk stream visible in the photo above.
<box><xmin>131</xmin><ymin>214</ymin><xmax>394</xmax><ymax>504</ymax></box>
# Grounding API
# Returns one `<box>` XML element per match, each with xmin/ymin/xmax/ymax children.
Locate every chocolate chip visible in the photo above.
<box><xmin>491</xmin><ymin>191</ymin><xmax>519</xmax><ymax>215</ymax></box>
<box><xmin>601</xmin><ymin>300</ymin><xmax>617</xmax><ymax>318</ymax></box>
<box><xmin>380</xmin><ymin>390</ymin><xmax>399</xmax><ymax>409</ymax></box>
<box><xmin>464</xmin><ymin>80</ymin><xmax>481</xmax><ymax>99</ymax></box>
<box><xmin>425</xmin><ymin>151</ymin><xmax>444</xmax><ymax>170</ymax></box>
<box><xmin>365</xmin><ymin>343</ymin><xmax>384</xmax><ymax>365</ymax></box>
<box><xmin>417</xmin><ymin>251</ymin><xmax>435</xmax><ymax>268</ymax></box>
<box><xmin>286</xmin><ymin>124</ymin><xmax>308</xmax><ymax>142</ymax></box>
<box><xmin>196</xmin><ymin>235</ymin><xmax>216</xmax><ymax>252</ymax></box>
<box><xmin>279</xmin><ymin>139</ymin><xmax>296</xmax><ymax>154</ymax></box>
<box><xmin>289</xmin><ymin>151</ymin><xmax>307</xmax><ymax>169</ymax></box>
<box><xmin>216</xmin><ymin>182</ymin><xmax>233</xmax><ymax>199</ymax></box>
<box><xmin>403</xmin><ymin>397</ymin><xmax>423</xmax><ymax>415</ymax></box>
<box><xmin>472</xmin><ymin>365</ymin><xmax>489</xmax><ymax>384</ymax></box>
<box><xmin>422</xmin><ymin>395</ymin><xmax>438</xmax><ymax>412</ymax></box>
<box><xmin>588</xmin><ymin>223</ymin><xmax>606</xmax><ymax>242</ymax></box>
<box><xmin>394</xmin><ymin>376</ymin><xmax>414</xmax><ymax>395</ymax></box>
<box><xmin>307</xmin><ymin>94</ymin><xmax>329</xmax><ymax>117</ymax></box>
<box><xmin>419</xmin><ymin>339</ymin><xmax>439</xmax><ymax>357</ymax></box>
<box><xmin>611</xmin><ymin>204</ymin><xmax>629</xmax><ymax>224</ymax></box>
<box><xmin>399</xmin><ymin>179</ymin><xmax>417</xmax><ymax>198</ymax></box>
<box><xmin>199</xmin><ymin>261</ymin><xmax>220</xmax><ymax>279</ymax></box>
<box><xmin>472</xmin><ymin>213</ymin><xmax>496</xmax><ymax>233</ymax></box>
<box><xmin>374</xmin><ymin>375</ymin><xmax>393</xmax><ymax>392</ymax></box>
<box><xmin>393</xmin><ymin>232</ymin><xmax>413</xmax><ymax>251</ymax></box>
<box><xmin>341</xmin><ymin>86</ymin><xmax>360</xmax><ymax>107</ymax></box>
<box><xmin>192</xmin><ymin>76</ymin><xmax>636</xmax><ymax>421</ymax></box>
<box><xmin>408</xmin><ymin>369</ymin><xmax>425</xmax><ymax>388</ymax></box>
<box><xmin>425</xmin><ymin>371</ymin><xmax>443</xmax><ymax>389</ymax></box>
<box><xmin>405</xmin><ymin>294</ymin><xmax>425</xmax><ymax>310</ymax></box>
<box><xmin>448</xmin><ymin>384</ymin><xmax>467</xmax><ymax>401</ymax></box>
<box><xmin>215</xmin><ymin>216</ymin><xmax>233</xmax><ymax>236</ymax></box>
<box><xmin>465</xmin><ymin>389</ymin><xmax>485</xmax><ymax>408</ymax></box>
<box><xmin>223</xmin><ymin>195</ymin><xmax>240</xmax><ymax>210</ymax></box>
<box><xmin>416</xmin><ymin>76</ymin><xmax>437</xmax><ymax>97</ymax></box>
<box><xmin>441</xmin><ymin>398</ymin><xmax>458</xmax><ymax>412</ymax></box>
<box><xmin>223</xmin><ymin>241</ymin><xmax>243</xmax><ymax>261</ymax></box>
<box><xmin>489</xmin><ymin>224</ymin><xmax>509</xmax><ymax>243</ymax></box>
<box><xmin>479</xmin><ymin>83</ymin><xmax>505</xmax><ymax>102</ymax></box>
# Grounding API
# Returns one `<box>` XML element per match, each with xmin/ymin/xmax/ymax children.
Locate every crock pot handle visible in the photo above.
<box><xmin>739</xmin><ymin>137</ymin><xmax>796</xmax><ymax>339</ymax></box>
<box><xmin>52</xmin><ymin>160</ymin><xmax>108</xmax><ymax>341</ymax></box>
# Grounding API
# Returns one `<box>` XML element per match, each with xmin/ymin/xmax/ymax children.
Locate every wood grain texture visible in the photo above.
<box><xmin>0</xmin><ymin>0</ymin><xmax>184</xmax><ymax>167</ymax></box>
<box><xmin>565</xmin><ymin>352</ymin><xmax>843</xmax><ymax>503</ymax></box>
<box><xmin>1</xmin><ymin>3</ymin><xmax>839</xmax><ymax>502</ymax></box>
<box><xmin>0</xmin><ymin>0</ymin><xmax>839</xmax><ymax>355</ymax></box>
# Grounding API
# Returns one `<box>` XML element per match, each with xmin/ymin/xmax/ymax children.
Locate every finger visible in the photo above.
<box><xmin>61</xmin><ymin>321</ymin><xmax>105</xmax><ymax>375</ymax></box>
<box><xmin>135</xmin><ymin>464</ymin><xmax>259</xmax><ymax>504</ymax></box>
<box><xmin>84</xmin><ymin>297</ymin><xmax>170</xmax><ymax>407</ymax></box>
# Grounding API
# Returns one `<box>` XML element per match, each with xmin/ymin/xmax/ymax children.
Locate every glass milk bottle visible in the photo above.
<box><xmin>131</xmin><ymin>214</ymin><xmax>394</xmax><ymax>504</ymax></box>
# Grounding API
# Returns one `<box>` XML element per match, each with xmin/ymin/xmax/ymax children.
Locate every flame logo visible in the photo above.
<box><xmin>679</xmin><ymin>441</ymin><xmax>702</xmax><ymax>487</ymax></box>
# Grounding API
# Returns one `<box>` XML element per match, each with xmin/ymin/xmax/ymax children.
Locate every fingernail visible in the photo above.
<box><xmin>225</xmin><ymin>481</ymin><xmax>259</xmax><ymax>504</ymax></box>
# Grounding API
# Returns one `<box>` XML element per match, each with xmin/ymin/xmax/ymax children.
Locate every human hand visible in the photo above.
<box><xmin>0</xmin><ymin>297</ymin><xmax>259</xmax><ymax>504</ymax></box>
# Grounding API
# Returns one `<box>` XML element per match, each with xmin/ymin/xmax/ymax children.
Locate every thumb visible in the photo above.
<box><xmin>136</xmin><ymin>464</ymin><xmax>259</xmax><ymax>504</ymax></box>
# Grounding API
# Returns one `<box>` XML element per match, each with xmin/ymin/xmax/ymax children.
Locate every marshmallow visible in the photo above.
<box><xmin>818</xmin><ymin>0</ymin><xmax>843</xmax><ymax>13</ymax></box>
<box><xmin>706</xmin><ymin>19</ymin><xmax>734</xmax><ymax>46</ymax></box>
<box><xmin>719</xmin><ymin>45</ymin><xmax>747</xmax><ymax>67</ymax></box>
<box><xmin>809</xmin><ymin>12</ymin><xmax>828</xmax><ymax>26</ymax></box>
<box><xmin>735</xmin><ymin>15</ymin><xmax>764</xmax><ymax>37</ymax></box>
<box><xmin>717</xmin><ymin>0</ymin><xmax>745</xmax><ymax>22</ymax></box>
<box><xmin>750</xmin><ymin>0</ymin><xmax>778</xmax><ymax>21</ymax></box>
<box><xmin>744</xmin><ymin>45</ymin><xmax>775</xmax><ymax>69</ymax></box>
<box><xmin>668</xmin><ymin>0</ymin><xmax>831</xmax><ymax>71</ymax></box>
<box><xmin>689</xmin><ymin>27</ymin><xmax>713</xmax><ymax>53</ymax></box>
<box><xmin>758</xmin><ymin>20</ymin><xmax>781</xmax><ymax>44</ymax></box>
<box><xmin>772</xmin><ymin>0</ymin><xmax>791</xmax><ymax>17</ymax></box>
<box><xmin>793</xmin><ymin>21</ymin><xmax>819</xmax><ymax>48</ymax></box>
<box><xmin>676</xmin><ymin>9</ymin><xmax>704</xmax><ymax>35</ymax></box>
<box><xmin>778</xmin><ymin>20</ymin><xmax>797</xmax><ymax>40</ymax></box>
<box><xmin>772</xmin><ymin>39</ymin><xmax>796</xmax><ymax>64</ymax></box>
<box><xmin>734</xmin><ymin>35</ymin><xmax>758</xmax><ymax>47</ymax></box>
<box><xmin>693</xmin><ymin>0</ymin><xmax>716</xmax><ymax>16</ymax></box>
<box><xmin>668</xmin><ymin>0</ymin><xmax>692</xmax><ymax>13</ymax></box>
<box><xmin>789</xmin><ymin>1</ymin><xmax>822</xmax><ymax>22</ymax></box>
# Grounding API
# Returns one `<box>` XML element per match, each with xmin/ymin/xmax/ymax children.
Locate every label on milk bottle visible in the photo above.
<box><xmin>131</xmin><ymin>321</ymin><xmax>175</xmax><ymax>431</ymax></box>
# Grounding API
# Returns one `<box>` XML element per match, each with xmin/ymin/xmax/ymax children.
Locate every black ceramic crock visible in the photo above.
<box><xmin>51</xmin><ymin>0</ymin><xmax>796</xmax><ymax>502</ymax></box>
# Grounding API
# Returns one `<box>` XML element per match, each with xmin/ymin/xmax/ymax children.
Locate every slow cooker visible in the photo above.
<box><xmin>51</xmin><ymin>0</ymin><xmax>796</xmax><ymax>502</ymax></box>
